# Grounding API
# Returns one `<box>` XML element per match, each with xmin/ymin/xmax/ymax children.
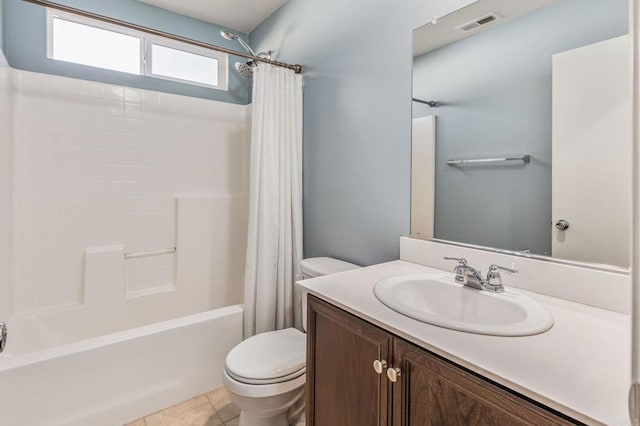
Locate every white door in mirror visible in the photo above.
<box><xmin>373</xmin><ymin>274</ymin><xmax>553</xmax><ymax>337</ymax></box>
<box><xmin>551</xmin><ymin>35</ymin><xmax>631</xmax><ymax>268</ymax></box>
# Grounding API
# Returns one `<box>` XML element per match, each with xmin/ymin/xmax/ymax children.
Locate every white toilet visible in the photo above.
<box><xmin>223</xmin><ymin>257</ymin><xmax>360</xmax><ymax>426</ymax></box>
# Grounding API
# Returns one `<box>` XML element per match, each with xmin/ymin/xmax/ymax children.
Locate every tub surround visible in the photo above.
<box><xmin>4</xmin><ymin>68</ymin><xmax>250</xmax><ymax>351</ymax></box>
<box><xmin>298</xmin><ymin>259</ymin><xmax>630</xmax><ymax>425</ymax></box>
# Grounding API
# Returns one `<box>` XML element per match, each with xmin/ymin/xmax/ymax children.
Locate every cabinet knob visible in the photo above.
<box><xmin>387</xmin><ymin>367</ymin><xmax>401</xmax><ymax>382</ymax></box>
<box><xmin>373</xmin><ymin>359</ymin><xmax>387</xmax><ymax>374</ymax></box>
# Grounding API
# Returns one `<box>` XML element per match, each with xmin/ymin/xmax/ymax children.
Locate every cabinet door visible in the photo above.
<box><xmin>392</xmin><ymin>339</ymin><xmax>577</xmax><ymax>426</ymax></box>
<box><xmin>307</xmin><ymin>295</ymin><xmax>392</xmax><ymax>426</ymax></box>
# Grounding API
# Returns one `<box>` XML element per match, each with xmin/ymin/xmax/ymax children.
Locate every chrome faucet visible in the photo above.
<box><xmin>444</xmin><ymin>257</ymin><xmax>518</xmax><ymax>293</ymax></box>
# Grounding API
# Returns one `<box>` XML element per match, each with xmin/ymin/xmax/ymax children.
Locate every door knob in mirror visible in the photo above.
<box><xmin>0</xmin><ymin>322</ymin><xmax>6</xmax><ymax>353</ymax></box>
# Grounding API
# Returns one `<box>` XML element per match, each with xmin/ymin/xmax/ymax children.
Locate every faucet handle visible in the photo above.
<box><xmin>443</xmin><ymin>257</ymin><xmax>467</xmax><ymax>266</ymax></box>
<box><xmin>488</xmin><ymin>264</ymin><xmax>518</xmax><ymax>275</ymax></box>
<box><xmin>485</xmin><ymin>264</ymin><xmax>518</xmax><ymax>292</ymax></box>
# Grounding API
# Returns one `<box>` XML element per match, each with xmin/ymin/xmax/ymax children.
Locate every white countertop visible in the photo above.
<box><xmin>298</xmin><ymin>260</ymin><xmax>631</xmax><ymax>426</ymax></box>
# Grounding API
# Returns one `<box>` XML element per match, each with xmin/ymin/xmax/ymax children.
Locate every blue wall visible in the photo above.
<box><xmin>413</xmin><ymin>0</ymin><xmax>628</xmax><ymax>256</ymax></box>
<box><xmin>250</xmin><ymin>0</ymin><xmax>474</xmax><ymax>266</ymax></box>
<box><xmin>4</xmin><ymin>0</ymin><xmax>251</xmax><ymax>104</ymax></box>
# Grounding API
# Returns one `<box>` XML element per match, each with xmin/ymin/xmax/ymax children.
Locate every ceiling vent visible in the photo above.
<box><xmin>456</xmin><ymin>13</ymin><xmax>501</xmax><ymax>32</ymax></box>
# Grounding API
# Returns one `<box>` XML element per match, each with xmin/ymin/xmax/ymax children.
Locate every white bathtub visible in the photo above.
<box><xmin>0</xmin><ymin>305</ymin><xmax>243</xmax><ymax>426</ymax></box>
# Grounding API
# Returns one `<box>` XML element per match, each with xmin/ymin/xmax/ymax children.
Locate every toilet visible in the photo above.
<box><xmin>223</xmin><ymin>257</ymin><xmax>360</xmax><ymax>426</ymax></box>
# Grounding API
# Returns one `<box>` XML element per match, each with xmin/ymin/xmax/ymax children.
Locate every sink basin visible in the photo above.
<box><xmin>373</xmin><ymin>274</ymin><xmax>553</xmax><ymax>336</ymax></box>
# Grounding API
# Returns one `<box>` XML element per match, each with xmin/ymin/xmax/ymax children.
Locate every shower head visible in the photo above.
<box><xmin>220</xmin><ymin>31</ymin><xmax>238</xmax><ymax>41</ymax></box>
<box><xmin>219</xmin><ymin>30</ymin><xmax>257</xmax><ymax>56</ymax></box>
<box><xmin>235</xmin><ymin>62</ymin><xmax>254</xmax><ymax>78</ymax></box>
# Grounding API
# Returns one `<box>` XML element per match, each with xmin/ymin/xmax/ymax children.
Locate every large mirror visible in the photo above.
<box><xmin>411</xmin><ymin>0</ymin><xmax>631</xmax><ymax>268</ymax></box>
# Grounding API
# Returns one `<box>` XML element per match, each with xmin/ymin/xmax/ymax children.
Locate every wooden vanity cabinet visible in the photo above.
<box><xmin>306</xmin><ymin>295</ymin><xmax>580</xmax><ymax>426</ymax></box>
<box><xmin>306</xmin><ymin>294</ymin><xmax>392</xmax><ymax>425</ymax></box>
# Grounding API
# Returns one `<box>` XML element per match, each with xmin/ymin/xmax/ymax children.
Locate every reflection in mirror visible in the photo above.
<box><xmin>411</xmin><ymin>0</ymin><xmax>630</xmax><ymax>268</ymax></box>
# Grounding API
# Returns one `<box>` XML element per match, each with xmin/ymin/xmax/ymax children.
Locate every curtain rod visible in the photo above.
<box><xmin>23</xmin><ymin>0</ymin><xmax>304</xmax><ymax>74</ymax></box>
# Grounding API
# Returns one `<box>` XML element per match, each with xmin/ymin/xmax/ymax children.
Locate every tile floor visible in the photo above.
<box><xmin>125</xmin><ymin>387</ymin><xmax>240</xmax><ymax>426</ymax></box>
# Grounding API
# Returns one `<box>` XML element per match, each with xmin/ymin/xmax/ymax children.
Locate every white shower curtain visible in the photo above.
<box><xmin>243</xmin><ymin>64</ymin><xmax>303</xmax><ymax>337</ymax></box>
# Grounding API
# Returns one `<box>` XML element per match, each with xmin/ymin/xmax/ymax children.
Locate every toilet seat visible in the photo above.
<box><xmin>226</xmin><ymin>365</ymin><xmax>306</xmax><ymax>385</ymax></box>
<box><xmin>223</xmin><ymin>368</ymin><xmax>306</xmax><ymax>399</ymax></box>
<box><xmin>225</xmin><ymin>328</ymin><xmax>306</xmax><ymax>385</ymax></box>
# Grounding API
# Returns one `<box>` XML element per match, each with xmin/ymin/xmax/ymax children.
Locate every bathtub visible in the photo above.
<box><xmin>0</xmin><ymin>305</ymin><xmax>243</xmax><ymax>426</ymax></box>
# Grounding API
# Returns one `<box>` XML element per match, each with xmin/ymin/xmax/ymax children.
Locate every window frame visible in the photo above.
<box><xmin>46</xmin><ymin>9</ymin><xmax>229</xmax><ymax>91</ymax></box>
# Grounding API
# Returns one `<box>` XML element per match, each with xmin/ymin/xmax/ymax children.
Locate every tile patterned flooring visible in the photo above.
<box><xmin>125</xmin><ymin>387</ymin><xmax>240</xmax><ymax>426</ymax></box>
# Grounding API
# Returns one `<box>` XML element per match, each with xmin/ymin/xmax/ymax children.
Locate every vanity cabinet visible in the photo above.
<box><xmin>306</xmin><ymin>295</ymin><xmax>579</xmax><ymax>426</ymax></box>
<box><xmin>306</xmin><ymin>294</ymin><xmax>392</xmax><ymax>425</ymax></box>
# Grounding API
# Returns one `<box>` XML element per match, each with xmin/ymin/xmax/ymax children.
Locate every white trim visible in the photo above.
<box><xmin>45</xmin><ymin>9</ymin><xmax>228</xmax><ymax>91</ymax></box>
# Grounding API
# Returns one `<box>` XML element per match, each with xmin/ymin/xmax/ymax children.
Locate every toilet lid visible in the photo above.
<box><xmin>225</xmin><ymin>328</ymin><xmax>306</xmax><ymax>384</ymax></box>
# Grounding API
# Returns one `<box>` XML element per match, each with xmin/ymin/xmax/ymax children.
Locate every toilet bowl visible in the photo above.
<box><xmin>223</xmin><ymin>257</ymin><xmax>360</xmax><ymax>426</ymax></box>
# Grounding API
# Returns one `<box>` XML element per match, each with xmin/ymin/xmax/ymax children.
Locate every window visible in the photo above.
<box><xmin>147</xmin><ymin>42</ymin><xmax>220</xmax><ymax>87</ymax></box>
<box><xmin>47</xmin><ymin>10</ymin><xmax>228</xmax><ymax>90</ymax></box>
<box><xmin>50</xmin><ymin>16</ymin><xmax>142</xmax><ymax>74</ymax></box>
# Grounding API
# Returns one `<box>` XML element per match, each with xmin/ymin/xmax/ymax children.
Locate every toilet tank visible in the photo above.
<box><xmin>300</xmin><ymin>257</ymin><xmax>360</xmax><ymax>279</ymax></box>
<box><xmin>300</xmin><ymin>257</ymin><xmax>360</xmax><ymax>331</ymax></box>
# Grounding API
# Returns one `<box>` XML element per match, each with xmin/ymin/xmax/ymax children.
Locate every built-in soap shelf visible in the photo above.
<box><xmin>123</xmin><ymin>246</ymin><xmax>178</xmax><ymax>298</ymax></box>
<box><xmin>125</xmin><ymin>248</ymin><xmax>177</xmax><ymax>299</ymax></box>
<box><xmin>124</xmin><ymin>247</ymin><xmax>177</xmax><ymax>260</ymax></box>
<box><xmin>84</xmin><ymin>244</ymin><xmax>178</xmax><ymax>304</ymax></box>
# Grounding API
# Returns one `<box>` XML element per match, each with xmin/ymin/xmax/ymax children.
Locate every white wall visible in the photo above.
<box><xmin>4</xmin><ymin>69</ymin><xmax>250</xmax><ymax>352</ymax></box>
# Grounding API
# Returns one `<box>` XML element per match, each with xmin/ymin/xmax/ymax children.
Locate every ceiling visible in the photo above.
<box><xmin>413</xmin><ymin>0</ymin><xmax>559</xmax><ymax>56</ymax></box>
<box><xmin>135</xmin><ymin>0</ymin><xmax>289</xmax><ymax>33</ymax></box>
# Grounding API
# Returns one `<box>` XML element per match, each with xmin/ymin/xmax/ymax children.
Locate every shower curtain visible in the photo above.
<box><xmin>243</xmin><ymin>64</ymin><xmax>303</xmax><ymax>337</ymax></box>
